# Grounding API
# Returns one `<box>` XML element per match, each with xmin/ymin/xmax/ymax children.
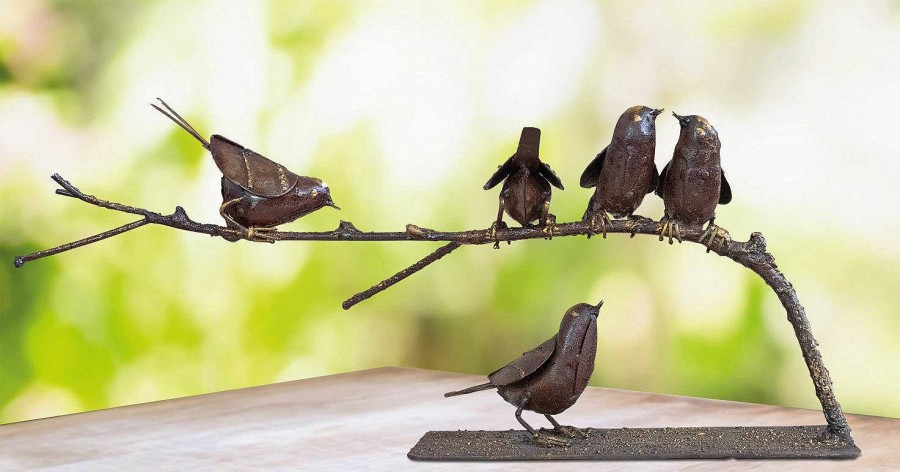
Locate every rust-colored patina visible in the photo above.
<box><xmin>444</xmin><ymin>301</ymin><xmax>602</xmax><ymax>447</ymax></box>
<box><xmin>580</xmin><ymin>106</ymin><xmax>662</xmax><ymax>237</ymax></box>
<box><xmin>657</xmin><ymin>112</ymin><xmax>732</xmax><ymax>250</ymax></box>
<box><xmin>152</xmin><ymin>98</ymin><xmax>338</xmax><ymax>242</ymax></box>
<box><xmin>483</xmin><ymin>127</ymin><xmax>564</xmax><ymax>245</ymax></box>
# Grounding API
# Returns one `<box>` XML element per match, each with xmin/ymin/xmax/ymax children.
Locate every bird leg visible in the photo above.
<box><xmin>516</xmin><ymin>408</ymin><xmax>569</xmax><ymax>448</ymax></box>
<box><xmin>219</xmin><ymin>197</ymin><xmax>247</xmax><ymax>240</ymax></box>
<box><xmin>540</xmin><ymin>199</ymin><xmax>556</xmax><ymax>240</ymax></box>
<box><xmin>245</xmin><ymin>226</ymin><xmax>279</xmax><ymax>243</ymax></box>
<box><xmin>489</xmin><ymin>197</ymin><xmax>509</xmax><ymax>249</ymax></box>
<box><xmin>582</xmin><ymin>201</ymin><xmax>611</xmax><ymax>240</ymax></box>
<box><xmin>591</xmin><ymin>211</ymin><xmax>611</xmax><ymax>239</ymax></box>
<box><xmin>545</xmin><ymin>415</ymin><xmax>589</xmax><ymax>439</ymax></box>
<box><xmin>219</xmin><ymin>198</ymin><xmax>277</xmax><ymax>243</ymax></box>
<box><xmin>658</xmin><ymin>215</ymin><xmax>682</xmax><ymax>245</ymax></box>
<box><xmin>581</xmin><ymin>197</ymin><xmax>611</xmax><ymax>239</ymax></box>
<box><xmin>698</xmin><ymin>217</ymin><xmax>731</xmax><ymax>253</ymax></box>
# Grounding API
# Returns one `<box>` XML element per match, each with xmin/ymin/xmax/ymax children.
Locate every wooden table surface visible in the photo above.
<box><xmin>0</xmin><ymin>367</ymin><xmax>896</xmax><ymax>471</ymax></box>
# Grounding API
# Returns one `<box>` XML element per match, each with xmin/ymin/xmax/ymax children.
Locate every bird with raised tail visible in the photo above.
<box><xmin>444</xmin><ymin>300</ymin><xmax>602</xmax><ymax>447</ymax></box>
<box><xmin>152</xmin><ymin>98</ymin><xmax>339</xmax><ymax>242</ymax></box>
<box><xmin>657</xmin><ymin>112</ymin><xmax>732</xmax><ymax>250</ymax></box>
<box><xmin>581</xmin><ymin>106</ymin><xmax>663</xmax><ymax>238</ymax></box>
<box><xmin>483</xmin><ymin>127</ymin><xmax>565</xmax><ymax>247</ymax></box>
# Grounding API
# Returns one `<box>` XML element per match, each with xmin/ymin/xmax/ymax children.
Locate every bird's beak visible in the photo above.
<box><xmin>650</xmin><ymin>108</ymin><xmax>664</xmax><ymax>118</ymax></box>
<box><xmin>672</xmin><ymin>112</ymin><xmax>689</xmax><ymax>127</ymax></box>
<box><xmin>592</xmin><ymin>299</ymin><xmax>604</xmax><ymax>317</ymax></box>
<box><xmin>326</xmin><ymin>199</ymin><xmax>341</xmax><ymax>210</ymax></box>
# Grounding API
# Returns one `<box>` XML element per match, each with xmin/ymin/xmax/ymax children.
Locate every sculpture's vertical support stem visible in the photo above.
<box><xmin>731</xmin><ymin>233</ymin><xmax>852</xmax><ymax>441</ymax></box>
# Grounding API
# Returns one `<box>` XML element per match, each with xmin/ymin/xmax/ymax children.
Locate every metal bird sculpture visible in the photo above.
<box><xmin>581</xmin><ymin>106</ymin><xmax>663</xmax><ymax>238</ymax></box>
<box><xmin>444</xmin><ymin>300</ymin><xmax>602</xmax><ymax>447</ymax></box>
<box><xmin>483</xmin><ymin>127</ymin><xmax>564</xmax><ymax>247</ymax></box>
<box><xmin>152</xmin><ymin>98</ymin><xmax>339</xmax><ymax>242</ymax></box>
<box><xmin>657</xmin><ymin>112</ymin><xmax>732</xmax><ymax>250</ymax></box>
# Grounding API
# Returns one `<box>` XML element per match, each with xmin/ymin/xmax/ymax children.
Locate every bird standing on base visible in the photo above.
<box><xmin>152</xmin><ymin>98</ymin><xmax>339</xmax><ymax>242</ymax></box>
<box><xmin>444</xmin><ymin>300</ymin><xmax>602</xmax><ymax>447</ymax></box>
<box><xmin>580</xmin><ymin>106</ymin><xmax>663</xmax><ymax>238</ymax></box>
<box><xmin>483</xmin><ymin>127</ymin><xmax>565</xmax><ymax>247</ymax></box>
<box><xmin>657</xmin><ymin>112</ymin><xmax>732</xmax><ymax>250</ymax></box>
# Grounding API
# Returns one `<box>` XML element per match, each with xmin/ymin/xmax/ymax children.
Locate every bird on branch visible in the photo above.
<box><xmin>580</xmin><ymin>105</ymin><xmax>663</xmax><ymax>238</ymax></box>
<box><xmin>483</xmin><ymin>127</ymin><xmax>565</xmax><ymax>247</ymax></box>
<box><xmin>152</xmin><ymin>98</ymin><xmax>339</xmax><ymax>243</ymax></box>
<box><xmin>657</xmin><ymin>112</ymin><xmax>732</xmax><ymax>251</ymax></box>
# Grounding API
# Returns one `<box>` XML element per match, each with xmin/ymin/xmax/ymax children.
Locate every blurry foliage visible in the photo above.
<box><xmin>671</xmin><ymin>279</ymin><xmax>785</xmax><ymax>404</ymax></box>
<box><xmin>1</xmin><ymin>0</ymin><xmax>899</xmax><ymax>424</ymax></box>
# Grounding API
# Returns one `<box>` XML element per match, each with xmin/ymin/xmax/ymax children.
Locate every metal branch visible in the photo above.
<box><xmin>14</xmin><ymin>219</ymin><xmax>149</xmax><ymax>268</ymax></box>
<box><xmin>13</xmin><ymin>174</ymin><xmax>853</xmax><ymax>442</ymax></box>
<box><xmin>342</xmin><ymin>242</ymin><xmax>463</xmax><ymax>310</ymax></box>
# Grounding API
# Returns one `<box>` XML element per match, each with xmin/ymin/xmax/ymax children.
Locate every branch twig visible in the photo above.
<box><xmin>14</xmin><ymin>174</ymin><xmax>853</xmax><ymax>442</ymax></box>
<box><xmin>14</xmin><ymin>219</ymin><xmax>149</xmax><ymax>268</ymax></box>
<box><xmin>342</xmin><ymin>242</ymin><xmax>463</xmax><ymax>310</ymax></box>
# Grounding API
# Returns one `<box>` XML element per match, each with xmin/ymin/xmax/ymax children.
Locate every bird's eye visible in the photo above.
<box><xmin>311</xmin><ymin>189</ymin><xmax>318</xmax><ymax>197</ymax></box>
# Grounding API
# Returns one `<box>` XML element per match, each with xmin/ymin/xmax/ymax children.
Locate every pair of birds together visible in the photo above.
<box><xmin>485</xmin><ymin>105</ymin><xmax>732</xmax><ymax>250</ymax></box>
<box><xmin>153</xmin><ymin>100</ymin><xmax>729</xmax><ymax>250</ymax></box>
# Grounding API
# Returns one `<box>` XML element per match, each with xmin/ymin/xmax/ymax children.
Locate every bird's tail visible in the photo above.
<box><xmin>444</xmin><ymin>382</ymin><xmax>495</xmax><ymax>398</ymax></box>
<box><xmin>152</xmin><ymin>98</ymin><xmax>210</xmax><ymax>149</ymax></box>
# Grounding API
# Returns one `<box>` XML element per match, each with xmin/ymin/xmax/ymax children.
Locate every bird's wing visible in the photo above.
<box><xmin>488</xmin><ymin>335</ymin><xmax>556</xmax><ymax>386</ymax></box>
<box><xmin>647</xmin><ymin>164</ymin><xmax>660</xmax><ymax>194</ymax></box>
<box><xmin>579</xmin><ymin>147</ymin><xmax>608</xmax><ymax>188</ymax></box>
<box><xmin>574</xmin><ymin>326</ymin><xmax>597</xmax><ymax>395</ymax></box>
<box><xmin>655</xmin><ymin>161</ymin><xmax>671</xmax><ymax>197</ymax></box>
<box><xmin>483</xmin><ymin>156</ymin><xmax>515</xmax><ymax>190</ymax></box>
<box><xmin>719</xmin><ymin>170</ymin><xmax>732</xmax><ymax>204</ymax></box>
<box><xmin>210</xmin><ymin>135</ymin><xmax>299</xmax><ymax>198</ymax></box>
<box><xmin>538</xmin><ymin>162</ymin><xmax>564</xmax><ymax>190</ymax></box>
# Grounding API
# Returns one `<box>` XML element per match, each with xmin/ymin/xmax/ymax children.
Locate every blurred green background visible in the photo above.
<box><xmin>2</xmin><ymin>0</ymin><xmax>899</xmax><ymax>424</ymax></box>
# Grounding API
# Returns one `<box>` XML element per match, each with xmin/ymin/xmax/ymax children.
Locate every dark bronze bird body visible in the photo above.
<box><xmin>483</xmin><ymin>127</ymin><xmax>564</xmax><ymax>245</ymax></box>
<box><xmin>499</xmin><ymin>169</ymin><xmax>553</xmax><ymax>227</ymax></box>
<box><xmin>152</xmin><ymin>99</ymin><xmax>338</xmax><ymax>242</ymax></box>
<box><xmin>657</xmin><ymin>113</ymin><xmax>731</xmax><ymax>249</ymax></box>
<box><xmin>581</xmin><ymin>106</ymin><xmax>663</xmax><ymax>237</ymax></box>
<box><xmin>445</xmin><ymin>301</ymin><xmax>602</xmax><ymax>446</ymax></box>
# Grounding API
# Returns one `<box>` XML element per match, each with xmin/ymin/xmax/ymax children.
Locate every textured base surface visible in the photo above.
<box><xmin>408</xmin><ymin>425</ymin><xmax>861</xmax><ymax>461</ymax></box>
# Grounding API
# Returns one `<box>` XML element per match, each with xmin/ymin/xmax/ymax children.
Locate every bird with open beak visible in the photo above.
<box><xmin>657</xmin><ymin>112</ymin><xmax>732</xmax><ymax>250</ymax></box>
<box><xmin>581</xmin><ymin>106</ymin><xmax>663</xmax><ymax>238</ymax></box>
<box><xmin>445</xmin><ymin>300</ymin><xmax>603</xmax><ymax>447</ymax></box>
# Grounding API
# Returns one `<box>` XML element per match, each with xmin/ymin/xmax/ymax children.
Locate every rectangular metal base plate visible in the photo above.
<box><xmin>408</xmin><ymin>425</ymin><xmax>860</xmax><ymax>461</ymax></box>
